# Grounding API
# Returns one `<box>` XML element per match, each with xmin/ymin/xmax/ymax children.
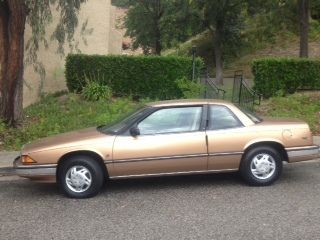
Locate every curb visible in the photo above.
<box><xmin>0</xmin><ymin>167</ymin><xmax>16</xmax><ymax>176</ymax></box>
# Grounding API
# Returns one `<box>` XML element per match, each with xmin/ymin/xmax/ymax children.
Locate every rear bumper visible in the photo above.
<box><xmin>286</xmin><ymin>145</ymin><xmax>320</xmax><ymax>163</ymax></box>
<box><xmin>13</xmin><ymin>157</ymin><xmax>56</xmax><ymax>177</ymax></box>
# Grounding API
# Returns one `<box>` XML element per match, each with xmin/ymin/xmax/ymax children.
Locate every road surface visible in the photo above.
<box><xmin>1</xmin><ymin>160</ymin><xmax>320</xmax><ymax>240</ymax></box>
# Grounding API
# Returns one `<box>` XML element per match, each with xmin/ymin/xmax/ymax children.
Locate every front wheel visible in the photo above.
<box><xmin>240</xmin><ymin>146</ymin><xmax>283</xmax><ymax>186</ymax></box>
<box><xmin>58</xmin><ymin>156</ymin><xmax>104</xmax><ymax>198</ymax></box>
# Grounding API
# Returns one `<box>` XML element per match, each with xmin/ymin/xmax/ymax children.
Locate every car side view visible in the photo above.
<box><xmin>14</xmin><ymin>99</ymin><xmax>320</xmax><ymax>198</ymax></box>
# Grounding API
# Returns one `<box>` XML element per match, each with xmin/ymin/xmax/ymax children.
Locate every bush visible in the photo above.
<box><xmin>175</xmin><ymin>77</ymin><xmax>204</xmax><ymax>99</ymax></box>
<box><xmin>252</xmin><ymin>58</ymin><xmax>320</xmax><ymax>98</ymax></box>
<box><xmin>82</xmin><ymin>75</ymin><xmax>113</xmax><ymax>101</ymax></box>
<box><xmin>65</xmin><ymin>54</ymin><xmax>204</xmax><ymax>100</ymax></box>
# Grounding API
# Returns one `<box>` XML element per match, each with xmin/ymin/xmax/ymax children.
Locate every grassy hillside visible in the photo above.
<box><xmin>164</xmin><ymin>23</ymin><xmax>320</xmax><ymax>78</ymax></box>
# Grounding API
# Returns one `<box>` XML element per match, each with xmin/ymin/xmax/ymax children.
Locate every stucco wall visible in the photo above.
<box><xmin>23</xmin><ymin>0</ymin><xmax>122</xmax><ymax>107</ymax></box>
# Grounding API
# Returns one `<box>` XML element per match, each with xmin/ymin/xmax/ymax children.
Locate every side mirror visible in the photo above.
<box><xmin>129</xmin><ymin>126</ymin><xmax>140</xmax><ymax>137</ymax></box>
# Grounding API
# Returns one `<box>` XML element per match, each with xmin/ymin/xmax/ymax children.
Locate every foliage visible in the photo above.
<box><xmin>252</xmin><ymin>58</ymin><xmax>320</xmax><ymax>97</ymax></box>
<box><xmin>0</xmin><ymin>94</ymin><xmax>144</xmax><ymax>150</ymax></box>
<box><xmin>122</xmin><ymin>0</ymin><xmax>204</xmax><ymax>54</ymax></box>
<box><xmin>65</xmin><ymin>54</ymin><xmax>204</xmax><ymax>100</ymax></box>
<box><xmin>242</xmin><ymin>0</ymin><xmax>298</xmax><ymax>54</ymax></box>
<box><xmin>82</xmin><ymin>80</ymin><xmax>112</xmax><ymax>101</ymax></box>
<box><xmin>111</xmin><ymin>0</ymin><xmax>131</xmax><ymax>8</ymax></box>
<box><xmin>175</xmin><ymin>77</ymin><xmax>204</xmax><ymax>99</ymax></box>
<box><xmin>192</xmin><ymin>0</ymin><xmax>244</xmax><ymax>47</ymax></box>
<box><xmin>25</xmin><ymin>0</ymin><xmax>87</xmax><ymax>60</ymax></box>
<box><xmin>81</xmin><ymin>81</ymin><xmax>112</xmax><ymax>101</ymax></box>
<box><xmin>24</xmin><ymin>0</ymin><xmax>88</xmax><ymax>76</ymax></box>
<box><xmin>256</xmin><ymin>92</ymin><xmax>320</xmax><ymax>134</ymax></box>
<box><xmin>190</xmin><ymin>0</ymin><xmax>245</xmax><ymax>84</ymax></box>
<box><xmin>159</xmin><ymin>0</ymin><xmax>204</xmax><ymax>50</ymax></box>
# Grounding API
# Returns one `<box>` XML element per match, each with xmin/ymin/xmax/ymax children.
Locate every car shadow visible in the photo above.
<box><xmin>5</xmin><ymin>166</ymin><xmax>309</xmax><ymax>199</ymax></box>
<box><xmin>1</xmin><ymin>172</ymin><xmax>243</xmax><ymax>199</ymax></box>
<box><xmin>101</xmin><ymin>172</ymin><xmax>243</xmax><ymax>194</ymax></box>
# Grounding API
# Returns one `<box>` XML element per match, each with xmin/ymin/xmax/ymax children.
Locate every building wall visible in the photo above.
<box><xmin>23</xmin><ymin>0</ymin><xmax>122</xmax><ymax>107</ymax></box>
<box><xmin>108</xmin><ymin>5</ymin><xmax>123</xmax><ymax>55</ymax></box>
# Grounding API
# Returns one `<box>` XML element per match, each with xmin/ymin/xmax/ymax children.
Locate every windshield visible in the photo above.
<box><xmin>240</xmin><ymin>108</ymin><xmax>263</xmax><ymax>124</ymax></box>
<box><xmin>98</xmin><ymin>106</ymin><xmax>151</xmax><ymax>134</ymax></box>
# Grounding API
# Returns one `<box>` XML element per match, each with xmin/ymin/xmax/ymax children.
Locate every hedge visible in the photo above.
<box><xmin>65</xmin><ymin>54</ymin><xmax>204</xmax><ymax>99</ymax></box>
<box><xmin>252</xmin><ymin>58</ymin><xmax>320</xmax><ymax>97</ymax></box>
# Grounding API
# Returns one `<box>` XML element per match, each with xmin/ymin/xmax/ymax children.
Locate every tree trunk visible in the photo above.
<box><xmin>214</xmin><ymin>28</ymin><xmax>224</xmax><ymax>85</ymax></box>
<box><xmin>154</xmin><ymin>0</ymin><xmax>162</xmax><ymax>55</ymax></box>
<box><xmin>0</xmin><ymin>2</ymin><xmax>9</xmax><ymax>119</ymax></box>
<box><xmin>0</xmin><ymin>0</ymin><xmax>27</xmax><ymax>126</ymax></box>
<box><xmin>154</xmin><ymin>26</ymin><xmax>162</xmax><ymax>55</ymax></box>
<box><xmin>299</xmin><ymin>0</ymin><xmax>309</xmax><ymax>58</ymax></box>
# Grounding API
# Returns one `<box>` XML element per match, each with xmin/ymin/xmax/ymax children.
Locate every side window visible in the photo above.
<box><xmin>208</xmin><ymin>105</ymin><xmax>242</xmax><ymax>130</ymax></box>
<box><xmin>138</xmin><ymin>106</ymin><xmax>202</xmax><ymax>135</ymax></box>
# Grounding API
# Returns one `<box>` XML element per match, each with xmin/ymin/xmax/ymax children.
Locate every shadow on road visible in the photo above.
<box><xmin>2</xmin><ymin>162</ymin><xmax>318</xmax><ymax>198</ymax></box>
<box><xmin>102</xmin><ymin>172</ymin><xmax>243</xmax><ymax>194</ymax></box>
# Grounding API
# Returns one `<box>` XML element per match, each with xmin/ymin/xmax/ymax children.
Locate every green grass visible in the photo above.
<box><xmin>256</xmin><ymin>92</ymin><xmax>320</xmax><ymax>135</ymax></box>
<box><xmin>0</xmin><ymin>94</ymin><xmax>145</xmax><ymax>150</ymax></box>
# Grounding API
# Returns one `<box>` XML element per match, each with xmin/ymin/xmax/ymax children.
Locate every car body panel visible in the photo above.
<box><xmin>14</xmin><ymin>99</ymin><xmax>320</xmax><ymax>182</ymax></box>
<box><xmin>111</xmin><ymin>131</ymin><xmax>207</xmax><ymax>177</ymax></box>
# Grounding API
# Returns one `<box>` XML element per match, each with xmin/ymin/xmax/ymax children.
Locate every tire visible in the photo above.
<box><xmin>58</xmin><ymin>155</ymin><xmax>104</xmax><ymax>198</ymax></box>
<box><xmin>240</xmin><ymin>146</ymin><xmax>283</xmax><ymax>186</ymax></box>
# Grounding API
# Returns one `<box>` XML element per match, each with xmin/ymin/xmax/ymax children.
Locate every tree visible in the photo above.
<box><xmin>299</xmin><ymin>0</ymin><xmax>310</xmax><ymax>57</ymax></box>
<box><xmin>247</xmin><ymin>0</ymin><xmax>311</xmax><ymax>58</ymax></box>
<box><xmin>124</xmin><ymin>0</ymin><xmax>164</xmax><ymax>55</ymax></box>
<box><xmin>119</xmin><ymin>0</ymin><xmax>203</xmax><ymax>55</ymax></box>
<box><xmin>0</xmin><ymin>0</ymin><xmax>86</xmax><ymax>126</ymax></box>
<box><xmin>192</xmin><ymin>0</ymin><xmax>244</xmax><ymax>85</ymax></box>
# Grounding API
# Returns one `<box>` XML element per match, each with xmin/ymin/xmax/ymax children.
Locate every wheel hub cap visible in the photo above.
<box><xmin>66</xmin><ymin>166</ymin><xmax>92</xmax><ymax>193</ymax></box>
<box><xmin>250</xmin><ymin>153</ymin><xmax>276</xmax><ymax>180</ymax></box>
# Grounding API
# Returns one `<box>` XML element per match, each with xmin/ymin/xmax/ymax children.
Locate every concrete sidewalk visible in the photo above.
<box><xmin>0</xmin><ymin>137</ymin><xmax>319</xmax><ymax>171</ymax></box>
<box><xmin>0</xmin><ymin>151</ymin><xmax>19</xmax><ymax>168</ymax></box>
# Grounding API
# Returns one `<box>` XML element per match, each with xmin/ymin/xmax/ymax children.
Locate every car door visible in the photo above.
<box><xmin>111</xmin><ymin>105</ymin><xmax>208</xmax><ymax>177</ymax></box>
<box><xmin>206</xmin><ymin>104</ymin><xmax>245</xmax><ymax>171</ymax></box>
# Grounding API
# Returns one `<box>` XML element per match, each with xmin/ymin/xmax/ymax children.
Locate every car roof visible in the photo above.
<box><xmin>147</xmin><ymin>99</ymin><xmax>234</xmax><ymax>107</ymax></box>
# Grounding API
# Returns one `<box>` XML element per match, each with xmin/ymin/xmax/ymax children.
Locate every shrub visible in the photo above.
<box><xmin>252</xmin><ymin>57</ymin><xmax>320</xmax><ymax>98</ymax></box>
<box><xmin>175</xmin><ymin>77</ymin><xmax>204</xmax><ymax>99</ymax></box>
<box><xmin>82</xmin><ymin>75</ymin><xmax>113</xmax><ymax>101</ymax></box>
<box><xmin>65</xmin><ymin>54</ymin><xmax>204</xmax><ymax>100</ymax></box>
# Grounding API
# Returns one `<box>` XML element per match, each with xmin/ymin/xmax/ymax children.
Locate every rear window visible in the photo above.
<box><xmin>240</xmin><ymin>108</ymin><xmax>263</xmax><ymax>123</ymax></box>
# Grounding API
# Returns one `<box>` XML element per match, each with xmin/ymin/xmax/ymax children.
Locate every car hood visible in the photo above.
<box><xmin>22</xmin><ymin>127</ymin><xmax>114</xmax><ymax>153</ymax></box>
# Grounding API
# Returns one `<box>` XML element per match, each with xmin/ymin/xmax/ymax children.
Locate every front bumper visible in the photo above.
<box><xmin>286</xmin><ymin>145</ymin><xmax>320</xmax><ymax>163</ymax></box>
<box><xmin>13</xmin><ymin>157</ymin><xmax>56</xmax><ymax>177</ymax></box>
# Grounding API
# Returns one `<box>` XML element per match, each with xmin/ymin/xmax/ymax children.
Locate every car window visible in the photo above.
<box><xmin>138</xmin><ymin>106</ymin><xmax>202</xmax><ymax>135</ymax></box>
<box><xmin>240</xmin><ymin>108</ymin><xmax>262</xmax><ymax>123</ymax></box>
<box><xmin>99</xmin><ymin>106</ymin><xmax>151</xmax><ymax>134</ymax></box>
<box><xmin>208</xmin><ymin>105</ymin><xmax>242</xmax><ymax>130</ymax></box>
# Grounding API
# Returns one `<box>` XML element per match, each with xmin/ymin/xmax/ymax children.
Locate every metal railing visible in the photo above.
<box><xmin>202</xmin><ymin>70</ymin><xmax>226</xmax><ymax>99</ymax></box>
<box><xmin>232</xmin><ymin>70</ymin><xmax>261</xmax><ymax>111</ymax></box>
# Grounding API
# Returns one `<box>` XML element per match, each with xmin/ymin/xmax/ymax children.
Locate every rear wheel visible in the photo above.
<box><xmin>240</xmin><ymin>146</ymin><xmax>283</xmax><ymax>186</ymax></box>
<box><xmin>58</xmin><ymin>156</ymin><xmax>104</xmax><ymax>198</ymax></box>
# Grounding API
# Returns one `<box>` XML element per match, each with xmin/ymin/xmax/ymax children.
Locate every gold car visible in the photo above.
<box><xmin>14</xmin><ymin>99</ymin><xmax>320</xmax><ymax>198</ymax></box>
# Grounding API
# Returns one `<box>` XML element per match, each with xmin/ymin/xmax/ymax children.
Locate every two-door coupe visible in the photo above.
<box><xmin>14</xmin><ymin>99</ymin><xmax>320</xmax><ymax>198</ymax></box>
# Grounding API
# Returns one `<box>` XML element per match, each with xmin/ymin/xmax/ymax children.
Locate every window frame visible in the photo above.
<box><xmin>206</xmin><ymin>104</ymin><xmax>244</xmax><ymax>131</ymax></box>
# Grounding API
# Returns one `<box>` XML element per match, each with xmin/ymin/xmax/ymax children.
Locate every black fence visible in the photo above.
<box><xmin>232</xmin><ymin>70</ymin><xmax>261</xmax><ymax>111</ymax></box>
<box><xmin>201</xmin><ymin>70</ymin><xmax>226</xmax><ymax>99</ymax></box>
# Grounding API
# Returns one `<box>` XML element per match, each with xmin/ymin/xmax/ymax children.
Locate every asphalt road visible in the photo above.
<box><xmin>1</xmin><ymin>161</ymin><xmax>320</xmax><ymax>240</ymax></box>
